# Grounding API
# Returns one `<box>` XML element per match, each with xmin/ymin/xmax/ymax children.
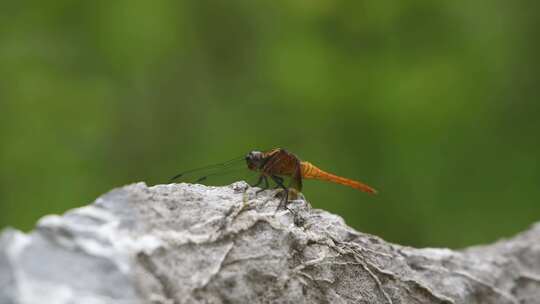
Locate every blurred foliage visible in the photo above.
<box><xmin>1</xmin><ymin>0</ymin><xmax>539</xmax><ymax>248</ymax></box>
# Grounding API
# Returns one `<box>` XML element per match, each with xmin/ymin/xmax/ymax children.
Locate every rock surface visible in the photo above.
<box><xmin>1</xmin><ymin>182</ymin><xmax>539</xmax><ymax>304</ymax></box>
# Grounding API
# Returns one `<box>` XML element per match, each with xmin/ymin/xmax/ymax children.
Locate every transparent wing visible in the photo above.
<box><xmin>169</xmin><ymin>156</ymin><xmax>258</xmax><ymax>186</ymax></box>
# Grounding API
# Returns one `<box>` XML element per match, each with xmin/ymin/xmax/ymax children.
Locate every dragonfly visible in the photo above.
<box><xmin>170</xmin><ymin>148</ymin><xmax>377</xmax><ymax>209</ymax></box>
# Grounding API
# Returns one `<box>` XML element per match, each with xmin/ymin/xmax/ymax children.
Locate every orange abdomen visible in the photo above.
<box><xmin>300</xmin><ymin>161</ymin><xmax>377</xmax><ymax>194</ymax></box>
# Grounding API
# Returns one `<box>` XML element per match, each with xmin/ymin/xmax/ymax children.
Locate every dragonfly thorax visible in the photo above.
<box><xmin>245</xmin><ymin>150</ymin><xmax>264</xmax><ymax>171</ymax></box>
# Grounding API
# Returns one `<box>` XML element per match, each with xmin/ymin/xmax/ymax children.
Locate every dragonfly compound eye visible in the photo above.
<box><xmin>246</xmin><ymin>151</ymin><xmax>261</xmax><ymax>160</ymax></box>
<box><xmin>245</xmin><ymin>151</ymin><xmax>264</xmax><ymax>170</ymax></box>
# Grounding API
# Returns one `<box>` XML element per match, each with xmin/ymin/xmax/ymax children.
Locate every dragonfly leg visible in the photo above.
<box><xmin>251</xmin><ymin>175</ymin><xmax>263</xmax><ymax>187</ymax></box>
<box><xmin>255</xmin><ymin>176</ymin><xmax>269</xmax><ymax>195</ymax></box>
<box><xmin>271</xmin><ymin>175</ymin><xmax>289</xmax><ymax>210</ymax></box>
<box><xmin>272</xmin><ymin>175</ymin><xmax>285</xmax><ymax>185</ymax></box>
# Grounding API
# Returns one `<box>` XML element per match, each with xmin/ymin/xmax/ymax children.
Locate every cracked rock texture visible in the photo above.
<box><xmin>1</xmin><ymin>182</ymin><xmax>540</xmax><ymax>304</ymax></box>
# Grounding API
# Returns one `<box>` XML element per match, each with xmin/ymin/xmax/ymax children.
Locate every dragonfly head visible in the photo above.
<box><xmin>245</xmin><ymin>150</ymin><xmax>264</xmax><ymax>171</ymax></box>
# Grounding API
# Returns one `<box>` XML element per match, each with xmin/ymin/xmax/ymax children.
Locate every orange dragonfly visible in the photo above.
<box><xmin>170</xmin><ymin>148</ymin><xmax>377</xmax><ymax>209</ymax></box>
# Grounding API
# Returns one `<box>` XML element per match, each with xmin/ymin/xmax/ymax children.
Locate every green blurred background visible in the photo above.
<box><xmin>1</xmin><ymin>1</ymin><xmax>539</xmax><ymax>248</ymax></box>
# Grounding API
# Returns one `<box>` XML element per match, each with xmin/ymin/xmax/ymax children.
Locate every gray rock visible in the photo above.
<box><xmin>1</xmin><ymin>182</ymin><xmax>539</xmax><ymax>304</ymax></box>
